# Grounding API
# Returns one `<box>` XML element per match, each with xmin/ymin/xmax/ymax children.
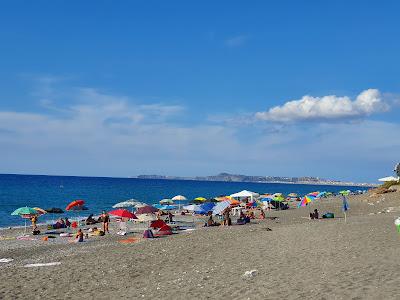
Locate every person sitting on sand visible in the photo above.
<box><xmin>309</xmin><ymin>209</ymin><xmax>319</xmax><ymax>220</ymax></box>
<box><xmin>85</xmin><ymin>214</ymin><xmax>97</xmax><ymax>225</ymax></box>
<box><xmin>260</xmin><ymin>210</ymin><xmax>266</xmax><ymax>219</ymax></box>
<box><xmin>205</xmin><ymin>215</ymin><xmax>217</xmax><ymax>227</ymax></box>
<box><xmin>75</xmin><ymin>229</ymin><xmax>84</xmax><ymax>242</ymax></box>
<box><xmin>249</xmin><ymin>211</ymin><xmax>255</xmax><ymax>219</ymax></box>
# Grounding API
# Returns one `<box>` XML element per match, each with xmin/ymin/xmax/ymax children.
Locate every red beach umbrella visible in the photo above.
<box><xmin>109</xmin><ymin>209</ymin><xmax>137</xmax><ymax>219</ymax></box>
<box><xmin>135</xmin><ymin>205</ymin><xmax>159</xmax><ymax>215</ymax></box>
<box><xmin>66</xmin><ymin>200</ymin><xmax>85</xmax><ymax>211</ymax></box>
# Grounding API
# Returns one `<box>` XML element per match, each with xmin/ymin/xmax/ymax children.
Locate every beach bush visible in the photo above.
<box><xmin>381</xmin><ymin>181</ymin><xmax>399</xmax><ymax>189</ymax></box>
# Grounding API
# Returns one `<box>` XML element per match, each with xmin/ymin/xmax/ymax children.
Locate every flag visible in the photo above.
<box><xmin>342</xmin><ymin>195</ymin><xmax>349</xmax><ymax>212</ymax></box>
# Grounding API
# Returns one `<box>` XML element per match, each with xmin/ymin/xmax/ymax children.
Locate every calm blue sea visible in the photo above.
<box><xmin>0</xmin><ymin>174</ymin><xmax>364</xmax><ymax>227</ymax></box>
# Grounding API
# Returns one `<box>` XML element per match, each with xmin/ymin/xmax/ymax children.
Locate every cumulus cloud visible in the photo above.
<box><xmin>255</xmin><ymin>89</ymin><xmax>390</xmax><ymax>122</ymax></box>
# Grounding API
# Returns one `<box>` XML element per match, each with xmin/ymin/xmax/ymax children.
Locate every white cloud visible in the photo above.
<box><xmin>225</xmin><ymin>35</ymin><xmax>248</xmax><ymax>47</ymax></box>
<box><xmin>0</xmin><ymin>81</ymin><xmax>399</xmax><ymax>182</ymax></box>
<box><xmin>255</xmin><ymin>89</ymin><xmax>390</xmax><ymax>122</ymax></box>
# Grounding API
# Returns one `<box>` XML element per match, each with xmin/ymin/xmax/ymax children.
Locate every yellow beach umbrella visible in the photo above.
<box><xmin>194</xmin><ymin>197</ymin><xmax>207</xmax><ymax>202</ymax></box>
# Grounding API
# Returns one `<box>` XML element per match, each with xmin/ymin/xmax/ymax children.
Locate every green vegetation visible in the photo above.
<box><xmin>381</xmin><ymin>181</ymin><xmax>399</xmax><ymax>189</ymax></box>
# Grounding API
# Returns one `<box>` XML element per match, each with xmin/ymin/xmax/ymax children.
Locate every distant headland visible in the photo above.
<box><xmin>133</xmin><ymin>172</ymin><xmax>377</xmax><ymax>187</ymax></box>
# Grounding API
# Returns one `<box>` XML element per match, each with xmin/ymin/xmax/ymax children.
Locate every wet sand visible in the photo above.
<box><xmin>0</xmin><ymin>191</ymin><xmax>399</xmax><ymax>300</ymax></box>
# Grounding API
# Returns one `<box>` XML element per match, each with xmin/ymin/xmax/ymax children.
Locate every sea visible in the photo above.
<box><xmin>0</xmin><ymin>174</ymin><xmax>366</xmax><ymax>227</ymax></box>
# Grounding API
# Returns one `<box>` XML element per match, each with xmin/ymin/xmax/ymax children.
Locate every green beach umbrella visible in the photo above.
<box><xmin>339</xmin><ymin>190</ymin><xmax>350</xmax><ymax>196</ymax></box>
<box><xmin>11</xmin><ymin>207</ymin><xmax>38</xmax><ymax>236</ymax></box>
<box><xmin>11</xmin><ymin>206</ymin><xmax>38</xmax><ymax>216</ymax></box>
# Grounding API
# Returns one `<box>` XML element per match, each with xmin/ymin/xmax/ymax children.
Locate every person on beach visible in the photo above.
<box><xmin>75</xmin><ymin>229</ymin><xmax>84</xmax><ymax>242</ymax></box>
<box><xmin>167</xmin><ymin>212</ymin><xmax>174</xmax><ymax>223</ymax></box>
<box><xmin>260</xmin><ymin>210</ymin><xmax>266</xmax><ymax>219</ymax></box>
<box><xmin>101</xmin><ymin>211</ymin><xmax>110</xmax><ymax>233</ymax></box>
<box><xmin>223</xmin><ymin>208</ymin><xmax>231</xmax><ymax>226</ymax></box>
<box><xmin>65</xmin><ymin>218</ymin><xmax>71</xmax><ymax>228</ymax></box>
<box><xmin>31</xmin><ymin>215</ymin><xmax>38</xmax><ymax>231</ymax></box>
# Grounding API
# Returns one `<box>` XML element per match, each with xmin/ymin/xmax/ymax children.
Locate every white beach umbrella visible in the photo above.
<box><xmin>113</xmin><ymin>199</ymin><xmax>145</xmax><ymax>209</ymax></box>
<box><xmin>182</xmin><ymin>204</ymin><xmax>201</xmax><ymax>212</ymax></box>
<box><xmin>136</xmin><ymin>213</ymin><xmax>157</xmax><ymax>224</ymax></box>
<box><xmin>172</xmin><ymin>195</ymin><xmax>187</xmax><ymax>201</ymax></box>
<box><xmin>172</xmin><ymin>195</ymin><xmax>187</xmax><ymax>211</ymax></box>
<box><xmin>212</xmin><ymin>200</ymin><xmax>231</xmax><ymax>216</ymax></box>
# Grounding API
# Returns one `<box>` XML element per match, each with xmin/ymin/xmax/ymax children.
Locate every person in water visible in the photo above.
<box><xmin>101</xmin><ymin>211</ymin><xmax>110</xmax><ymax>233</ymax></box>
<box><xmin>75</xmin><ymin>229</ymin><xmax>84</xmax><ymax>242</ymax></box>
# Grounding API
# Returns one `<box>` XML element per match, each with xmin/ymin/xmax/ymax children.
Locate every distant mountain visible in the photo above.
<box><xmin>135</xmin><ymin>173</ymin><xmax>376</xmax><ymax>187</ymax></box>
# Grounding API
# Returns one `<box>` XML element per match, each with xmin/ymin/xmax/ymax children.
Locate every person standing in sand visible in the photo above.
<box><xmin>31</xmin><ymin>215</ymin><xmax>38</xmax><ymax>231</ymax></box>
<box><xmin>101</xmin><ymin>211</ymin><xmax>110</xmax><ymax>234</ymax></box>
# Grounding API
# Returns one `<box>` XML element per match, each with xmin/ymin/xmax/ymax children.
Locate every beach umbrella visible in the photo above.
<box><xmin>298</xmin><ymin>195</ymin><xmax>315</xmax><ymax>208</ymax></box>
<box><xmin>160</xmin><ymin>199</ymin><xmax>174</xmax><ymax>204</ymax></box>
<box><xmin>308</xmin><ymin>192</ymin><xmax>320</xmax><ymax>197</ymax></box>
<box><xmin>194</xmin><ymin>197</ymin><xmax>207</xmax><ymax>203</ymax></box>
<box><xmin>113</xmin><ymin>199</ymin><xmax>144</xmax><ymax>209</ymax></box>
<box><xmin>172</xmin><ymin>195</ymin><xmax>187</xmax><ymax>210</ymax></box>
<box><xmin>136</xmin><ymin>205</ymin><xmax>158</xmax><ymax>215</ymax></box>
<box><xmin>66</xmin><ymin>200</ymin><xmax>85</xmax><ymax>211</ymax></box>
<box><xmin>159</xmin><ymin>204</ymin><xmax>178</xmax><ymax>211</ymax></box>
<box><xmin>33</xmin><ymin>207</ymin><xmax>47</xmax><ymax>215</ymax></box>
<box><xmin>317</xmin><ymin>191</ymin><xmax>327</xmax><ymax>198</ymax></box>
<box><xmin>137</xmin><ymin>213</ymin><xmax>157</xmax><ymax>222</ymax></box>
<box><xmin>11</xmin><ymin>207</ymin><xmax>38</xmax><ymax>216</ymax></box>
<box><xmin>109</xmin><ymin>209</ymin><xmax>137</xmax><ymax>219</ymax></box>
<box><xmin>182</xmin><ymin>204</ymin><xmax>201</xmax><ymax>212</ymax></box>
<box><xmin>172</xmin><ymin>195</ymin><xmax>187</xmax><ymax>201</ymax></box>
<box><xmin>45</xmin><ymin>207</ymin><xmax>64</xmax><ymax>214</ymax></box>
<box><xmin>68</xmin><ymin>205</ymin><xmax>88</xmax><ymax>211</ymax></box>
<box><xmin>194</xmin><ymin>202</ymin><xmax>215</xmax><ymax>214</ymax></box>
<box><xmin>212</xmin><ymin>200</ymin><xmax>230</xmax><ymax>215</ymax></box>
<box><xmin>11</xmin><ymin>207</ymin><xmax>38</xmax><ymax>235</ymax></box>
<box><xmin>339</xmin><ymin>190</ymin><xmax>350</xmax><ymax>196</ymax></box>
<box><xmin>229</xmin><ymin>199</ymin><xmax>240</xmax><ymax>206</ymax></box>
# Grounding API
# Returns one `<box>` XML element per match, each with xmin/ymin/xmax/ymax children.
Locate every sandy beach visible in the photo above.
<box><xmin>1</xmin><ymin>190</ymin><xmax>399</xmax><ymax>300</ymax></box>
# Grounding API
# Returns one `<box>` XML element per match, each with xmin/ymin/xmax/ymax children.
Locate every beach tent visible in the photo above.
<box><xmin>230</xmin><ymin>190</ymin><xmax>259</xmax><ymax>202</ymax></box>
<box><xmin>212</xmin><ymin>200</ymin><xmax>230</xmax><ymax>215</ymax></box>
<box><xmin>195</xmin><ymin>202</ymin><xmax>215</xmax><ymax>214</ymax></box>
<box><xmin>182</xmin><ymin>204</ymin><xmax>201</xmax><ymax>212</ymax></box>
<box><xmin>378</xmin><ymin>176</ymin><xmax>399</xmax><ymax>182</ymax></box>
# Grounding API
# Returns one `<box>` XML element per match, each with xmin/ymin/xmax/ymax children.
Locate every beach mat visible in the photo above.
<box><xmin>118</xmin><ymin>237</ymin><xmax>140</xmax><ymax>244</ymax></box>
<box><xmin>24</xmin><ymin>262</ymin><xmax>61</xmax><ymax>268</ymax></box>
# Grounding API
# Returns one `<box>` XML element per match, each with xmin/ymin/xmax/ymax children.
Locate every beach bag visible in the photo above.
<box><xmin>32</xmin><ymin>230</ymin><xmax>41</xmax><ymax>235</ymax></box>
<box><xmin>322</xmin><ymin>212</ymin><xmax>334</xmax><ymax>219</ymax></box>
<box><xmin>143</xmin><ymin>229</ymin><xmax>154</xmax><ymax>239</ymax></box>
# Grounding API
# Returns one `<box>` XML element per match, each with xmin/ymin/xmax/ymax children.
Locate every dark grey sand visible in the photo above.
<box><xmin>0</xmin><ymin>191</ymin><xmax>399</xmax><ymax>300</ymax></box>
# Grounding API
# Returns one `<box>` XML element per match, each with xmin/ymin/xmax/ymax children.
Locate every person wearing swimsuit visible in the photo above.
<box><xmin>102</xmin><ymin>211</ymin><xmax>110</xmax><ymax>233</ymax></box>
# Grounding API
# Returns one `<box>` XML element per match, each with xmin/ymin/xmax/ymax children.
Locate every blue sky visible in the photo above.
<box><xmin>0</xmin><ymin>1</ymin><xmax>399</xmax><ymax>182</ymax></box>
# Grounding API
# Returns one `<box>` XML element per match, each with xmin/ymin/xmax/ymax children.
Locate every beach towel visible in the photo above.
<box><xmin>0</xmin><ymin>258</ymin><xmax>13</xmax><ymax>263</ymax></box>
<box><xmin>118</xmin><ymin>237</ymin><xmax>140</xmax><ymax>244</ymax></box>
<box><xmin>23</xmin><ymin>262</ymin><xmax>61</xmax><ymax>268</ymax></box>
